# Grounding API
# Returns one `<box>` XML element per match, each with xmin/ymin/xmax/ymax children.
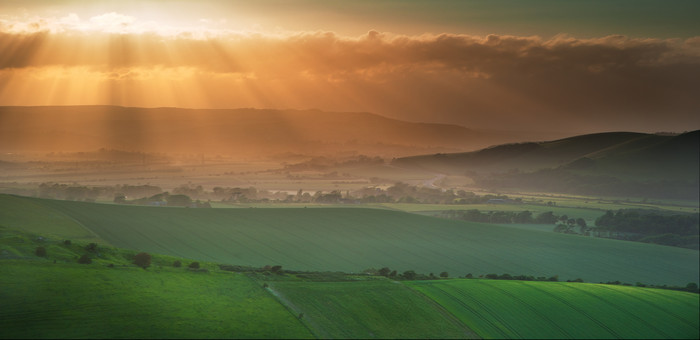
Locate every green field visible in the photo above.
<box><xmin>1</xmin><ymin>194</ymin><xmax>697</xmax><ymax>285</ymax></box>
<box><xmin>0</xmin><ymin>261</ymin><xmax>312</xmax><ymax>339</ymax></box>
<box><xmin>269</xmin><ymin>280</ymin><xmax>476</xmax><ymax>338</ymax></box>
<box><xmin>409</xmin><ymin>280</ymin><xmax>700</xmax><ymax>339</ymax></box>
<box><xmin>1</xmin><ymin>225</ymin><xmax>698</xmax><ymax>339</ymax></box>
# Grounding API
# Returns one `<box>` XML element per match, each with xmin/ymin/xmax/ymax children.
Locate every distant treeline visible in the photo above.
<box><xmin>1</xmin><ymin>181</ymin><xmax>514</xmax><ymax>205</ymax></box>
<box><xmin>476</xmin><ymin>168</ymin><xmax>699</xmax><ymax>200</ymax></box>
<box><xmin>440</xmin><ymin>210</ymin><xmax>586</xmax><ymax>227</ymax></box>
<box><xmin>594</xmin><ymin>209</ymin><xmax>699</xmax><ymax>249</ymax></box>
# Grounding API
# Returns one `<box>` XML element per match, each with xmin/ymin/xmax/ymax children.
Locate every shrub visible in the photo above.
<box><xmin>188</xmin><ymin>262</ymin><xmax>200</xmax><ymax>269</ymax></box>
<box><xmin>439</xmin><ymin>271</ymin><xmax>449</xmax><ymax>278</ymax></box>
<box><xmin>173</xmin><ymin>260</ymin><xmax>182</xmax><ymax>268</ymax></box>
<box><xmin>270</xmin><ymin>265</ymin><xmax>283</xmax><ymax>274</ymax></box>
<box><xmin>35</xmin><ymin>246</ymin><xmax>47</xmax><ymax>257</ymax></box>
<box><xmin>378</xmin><ymin>267</ymin><xmax>391</xmax><ymax>277</ymax></box>
<box><xmin>402</xmin><ymin>270</ymin><xmax>417</xmax><ymax>280</ymax></box>
<box><xmin>465</xmin><ymin>273</ymin><xmax>473</xmax><ymax>278</ymax></box>
<box><xmin>133</xmin><ymin>252</ymin><xmax>151</xmax><ymax>269</ymax></box>
<box><xmin>77</xmin><ymin>254</ymin><xmax>92</xmax><ymax>264</ymax></box>
<box><xmin>85</xmin><ymin>243</ymin><xmax>98</xmax><ymax>253</ymax></box>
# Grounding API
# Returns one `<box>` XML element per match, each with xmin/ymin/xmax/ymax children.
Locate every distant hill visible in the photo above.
<box><xmin>0</xmin><ymin>106</ymin><xmax>568</xmax><ymax>158</ymax></box>
<box><xmin>393</xmin><ymin>131</ymin><xmax>700</xmax><ymax>199</ymax></box>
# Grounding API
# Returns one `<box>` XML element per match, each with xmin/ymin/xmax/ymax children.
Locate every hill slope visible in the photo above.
<box><xmin>0</xmin><ymin>105</ymin><xmax>565</xmax><ymax>157</ymax></box>
<box><xmin>393</xmin><ymin>130</ymin><xmax>700</xmax><ymax>199</ymax></box>
<box><xmin>1</xmin><ymin>194</ymin><xmax>697</xmax><ymax>285</ymax></box>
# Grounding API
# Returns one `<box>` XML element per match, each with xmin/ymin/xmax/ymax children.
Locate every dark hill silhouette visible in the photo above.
<box><xmin>392</xmin><ymin>130</ymin><xmax>699</xmax><ymax>199</ymax></box>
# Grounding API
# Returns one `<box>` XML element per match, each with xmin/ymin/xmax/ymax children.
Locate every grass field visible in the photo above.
<box><xmin>0</xmin><ymin>260</ymin><xmax>312</xmax><ymax>339</ymax></box>
<box><xmin>1</xmin><ymin>225</ymin><xmax>698</xmax><ymax>339</ymax></box>
<box><xmin>269</xmin><ymin>280</ymin><xmax>476</xmax><ymax>339</ymax></box>
<box><xmin>1</xmin><ymin>194</ymin><xmax>697</xmax><ymax>286</ymax></box>
<box><xmin>409</xmin><ymin>279</ymin><xmax>700</xmax><ymax>339</ymax></box>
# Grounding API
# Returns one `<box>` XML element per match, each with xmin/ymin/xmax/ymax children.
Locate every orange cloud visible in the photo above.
<box><xmin>0</xmin><ymin>17</ymin><xmax>698</xmax><ymax>132</ymax></box>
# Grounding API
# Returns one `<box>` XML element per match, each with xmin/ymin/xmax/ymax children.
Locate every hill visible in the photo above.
<box><xmin>409</xmin><ymin>279</ymin><xmax>699</xmax><ymax>339</ymax></box>
<box><xmin>392</xmin><ymin>130</ymin><xmax>700</xmax><ymax>199</ymax></box>
<box><xmin>1</xmin><ymin>194</ymin><xmax>697</xmax><ymax>286</ymax></box>
<box><xmin>0</xmin><ymin>106</ymin><xmax>567</xmax><ymax>158</ymax></box>
<box><xmin>1</xmin><ymin>227</ymin><xmax>697</xmax><ymax>339</ymax></box>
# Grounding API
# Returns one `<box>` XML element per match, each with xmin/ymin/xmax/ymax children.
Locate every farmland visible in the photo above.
<box><xmin>268</xmin><ymin>280</ymin><xmax>476</xmax><ymax>338</ymax></box>
<box><xmin>409</xmin><ymin>279</ymin><xmax>699</xmax><ymax>339</ymax></box>
<box><xmin>0</xmin><ymin>260</ymin><xmax>313</xmax><ymax>339</ymax></box>
<box><xmin>1</xmin><ymin>214</ymin><xmax>698</xmax><ymax>339</ymax></box>
<box><xmin>1</xmin><ymin>194</ymin><xmax>698</xmax><ymax>286</ymax></box>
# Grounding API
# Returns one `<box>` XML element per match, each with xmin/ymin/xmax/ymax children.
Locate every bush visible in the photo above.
<box><xmin>402</xmin><ymin>270</ymin><xmax>417</xmax><ymax>280</ymax></box>
<box><xmin>133</xmin><ymin>252</ymin><xmax>151</xmax><ymax>269</ymax></box>
<box><xmin>77</xmin><ymin>254</ymin><xmax>92</xmax><ymax>264</ymax></box>
<box><xmin>85</xmin><ymin>243</ymin><xmax>98</xmax><ymax>253</ymax></box>
<box><xmin>35</xmin><ymin>246</ymin><xmax>47</xmax><ymax>257</ymax></box>
<box><xmin>270</xmin><ymin>265</ymin><xmax>283</xmax><ymax>274</ymax></box>
<box><xmin>440</xmin><ymin>271</ymin><xmax>449</xmax><ymax>278</ymax></box>
<box><xmin>173</xmin><ymin>260</ymin><xmax>182</xmax><ymax>268</ymax></box>
<box><xmin>188</xmin><ymin>262</ymin><xmax>200</xmax><ymax>269</ymax></box>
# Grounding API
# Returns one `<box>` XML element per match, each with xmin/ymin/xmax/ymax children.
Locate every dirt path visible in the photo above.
<box><xmin>265</xmin><ymin>285</ymin><xmax>329</xmax><ymax>339</ymax></box>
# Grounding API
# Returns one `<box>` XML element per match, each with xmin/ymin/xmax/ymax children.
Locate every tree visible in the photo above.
<box><xmin>576</xmin><ymin>218</ymin><xmax>588</xmax><ymax>234</ymax></box>
<box><xmin>439</xmin><ymin>271</ymin><xmax>449</xmax><ymax>278</ymax></box>
<box><xmin>173</xmin><ymin>260</ymin><xmax>182</xmax><ymax>268</ymax></box>
<box><xmin>402</xmin><ymin>270</ymin><xmax>417</xmax><ymax>280</ymax></box>
<box><xmin>535</xmin><ymin>211</ymin><xmax>558</xmax><ymax>224</ymax></box>
<box><xmin>77</xmin><ymin>254</ymin><xmax>92</xmax><ymax>264</ymax></box>
<box><xmin>270</xmin><ymin>265</ymin><xmax>283</xmax><ymax>274</ymax></box>
<box><xmin>188</xmin><ymin>262</ymin><xmax>200</xmax><ymax>269</ymax></box>
<box><xmin>378</xmin><ymin>267</ymin><xmax>391</xmax><ymax>277</ymax></box>
<box><xmin>133</xmin><ymin>252</ymin><xmax>151</xmax><ymax>269</ymax></box>
<box><xmin>35</xmin><ymin>246</ymin><xmax>47</xmax><ymax>257</ymax></box>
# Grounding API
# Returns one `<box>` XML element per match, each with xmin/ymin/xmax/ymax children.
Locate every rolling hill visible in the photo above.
<box><xmin>1</xmin><ymin>226</ymin><xmax>697</xmax><ymax>339</ymax></box>
<box><xmin>392</xmin><ymin>130</ymin><xmax>700</xmax><ymax>199</ymax></box>
<box><xmin>0</xmin><ymin>105</ymin><xmax>567</xmax><ymax>158</ymax></box>
<box><xmin>1</xmin><ymin>194</ymin><xmax>698</xmax><ymax>286</ymax></box>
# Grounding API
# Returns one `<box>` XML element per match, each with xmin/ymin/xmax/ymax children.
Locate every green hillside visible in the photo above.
<box><xmin>269</xmin><ymin>280</ymin><xmax>476</xmax><ymax>338</ymax></box>
<box><xmin>409</xmin><ymin>280</ymin><xmax>699</xmax><ymax>339</ymax></box>
<box><xmin>0</xmin><ymin>260</ymin><xmax>312</xmax><ymax>339</ymax></box>
<box><xmin>1</xmin><ymin>194</ymin><xmax>698</xmax><ymax>286</ymax></box>
<box><xmin>1</xmin><ymin>226</ymin><xmax>698</xmax><ymax>339</ymax></box>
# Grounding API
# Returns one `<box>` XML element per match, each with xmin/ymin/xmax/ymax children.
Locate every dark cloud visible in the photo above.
<box><xmin>1</xmin><ymin>28</ymin><xmax>698</xmax><ymax>132</ymax></box>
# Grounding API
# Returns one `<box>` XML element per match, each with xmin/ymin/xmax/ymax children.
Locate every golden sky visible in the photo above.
<box><xmin>1</xmin><ymin>0</ymin><xmax>699</xmax><ymax>132</ymax></box>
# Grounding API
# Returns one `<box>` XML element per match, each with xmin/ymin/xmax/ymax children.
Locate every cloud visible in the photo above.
<box><xmin>0</xmin><ymin>14</ymin><xmax>698</xmax><ymax>132</ymax></box>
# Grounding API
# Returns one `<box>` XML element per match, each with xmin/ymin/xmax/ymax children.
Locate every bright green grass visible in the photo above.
<box><xmin>269</xmin><ymin>280</ymin><xmax>476</xmax><ymax>339</ymax></box>
<box><xmin>0</xmin><ymin>194</ymin><xmax>98</xmax><ymax>242</ymax></box>
<box><xmin>409</xmin><ymin>279</ymin><xmax>700</xmax><ymax>339</ymax></box>
<box><xmin>0</xmin><ymin>261</ymin><xmax>312</xmax><ymax>339</ymax></box>
<box><xmin>2</xmin><ymin>194</ymin><xmax>698</xmax><ymax>285</ymax></box>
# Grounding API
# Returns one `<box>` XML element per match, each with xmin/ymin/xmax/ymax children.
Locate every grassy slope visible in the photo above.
<box><xmin>0</xmin><ymin>194</ymin><xmax>98</xmax><ymax>242</ymax></box>
<box><xmin>269</xmin><ymin>280</ymin><xmax>476</xmax><ymax>339</ymax></box>
<box><xmin>0</xmin><ymin>261</ymin><xmax>312</xmax><ymax>339</ymax></box>
<box><xmin>2</xmin><ymin>194</ymin><xmax>698</xmax><ymax>285</ymax></box>
<box><xmin>1</xmin><ymin>227</ymin><xmax>698</xmax><ymax>339</ymax></box>
<box><xmin>409</xmin><ymin>280</ymin><xmax>700</xmax><ymax>339</ymax></box>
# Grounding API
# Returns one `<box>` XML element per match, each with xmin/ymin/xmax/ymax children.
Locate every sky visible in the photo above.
<box><xmin>0</xmin><ymin>0</ymin><xmax>699</xmax><ymax>133</ymax></box>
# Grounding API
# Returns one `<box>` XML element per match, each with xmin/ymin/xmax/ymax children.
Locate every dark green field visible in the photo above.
<box><xmin>1</xmin><ymin>225</ymin><xmax>698</xmax><ymax>339</ymax></box>
<box><xmin>1</xmin><ymin>194</ymin><xmax>698</xmax><ymax>285</ymax></box>
<box><xmin>409</xmin><ymin>279</ymin><xmax>699</xmax><ymax>339</ymax></box>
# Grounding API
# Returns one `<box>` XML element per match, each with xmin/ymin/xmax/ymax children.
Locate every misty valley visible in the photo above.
<box><xmin>2</xmin><ymin>1</ymin><xmax>700</xmax><ymax>338</ymax></box>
